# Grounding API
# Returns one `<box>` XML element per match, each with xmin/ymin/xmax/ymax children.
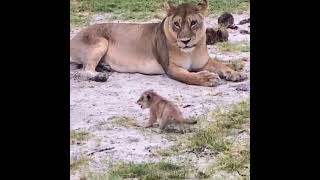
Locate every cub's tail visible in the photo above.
<box><xmin>183</xmin><ymin>118</ymin><xmax>197</xmax><ymax>124</ymax></box>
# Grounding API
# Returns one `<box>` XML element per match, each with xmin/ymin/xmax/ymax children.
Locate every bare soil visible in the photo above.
<box><xmin>70</xmin><ymin>12</ymin><xmax>250</xmax><ymax>179</ymax></box>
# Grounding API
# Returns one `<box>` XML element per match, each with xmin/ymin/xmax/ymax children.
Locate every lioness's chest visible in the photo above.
<box><xmin>169</xmin><ymin>47</ymin><xmax>209</xmax><ymax>71</ymax></box>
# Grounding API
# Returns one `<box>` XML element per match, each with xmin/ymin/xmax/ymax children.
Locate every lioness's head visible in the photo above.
<box><xmin>164</xmin><ymin>0</ymin><xmax>208</xmax><ymax>52</ymax></box>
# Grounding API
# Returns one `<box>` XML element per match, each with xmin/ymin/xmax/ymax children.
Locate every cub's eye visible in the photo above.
<box><xmin>191</xmin><ymin>20</ymin><xmax>197</xmax><ymax>26</ymax></box>
<box><xmin>174</xmin><ymin>22</ymin><xmax>180</xmax><ymax>27</ymax></box>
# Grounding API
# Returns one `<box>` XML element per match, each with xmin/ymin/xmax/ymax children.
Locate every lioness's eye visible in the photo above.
<box><xmin>174</xmin><ymin>22</ymin><xmax>180</xmax><ymax>27</ymax></box>
<box><xmin>191</xmin><ymin>20</ymin><xmax>197</xmax><ymax>26</ymax></box>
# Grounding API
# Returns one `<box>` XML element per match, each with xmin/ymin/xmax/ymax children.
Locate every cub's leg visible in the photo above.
<box><xmin>167</xmin><ymin>63</ymin><xmax>221</xmax><ymax>87</ymax></box>
<box><xmin>178</xmin><ymin>121</ymin><xmax>186</xmax><ymax>134</ymax></box>
<box><xmin>145</xmin><ymin>110</ymin><xmax>157</xmax><ymax>128</ymax></box>
<box><xmin>200</xmin><ymin>58</ymin><xmax>247</xmax><ymax>82</ymax></box>
<box><xmin>71</xmin><ymin>38</ymin><xmax>109</xmax><ymax>82</ymax></box>
<box><xmin>158</xmin><ymin>119</ymin><xmax>169</xmax><ymax>134</ymax></box>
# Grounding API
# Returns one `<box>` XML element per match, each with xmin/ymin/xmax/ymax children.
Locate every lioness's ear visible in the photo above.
<box><xmin>164</xmin><ymin>1</ymin><xmax>176</xmax><ymax>15</ymax></box>
<box><xmin>198</xmin><ymin>0</ymin><xmax>208</xmax><ymax>16</ymax></box>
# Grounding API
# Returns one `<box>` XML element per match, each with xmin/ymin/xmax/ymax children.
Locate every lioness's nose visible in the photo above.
<box><xmin>181</xmin><ymin>38</ymin><xmax>191</xmax><ymax>45</ymax></box>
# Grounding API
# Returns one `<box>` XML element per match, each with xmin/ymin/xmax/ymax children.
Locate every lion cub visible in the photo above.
<box><xmin>136</xmin><ymin>90</ymin><xmax>196</xmax><ymax>133</ymax></box>
<box><xmin>218</xmin><ymin>12</ymin><xmax>238</xmax><ymax>29</ymax></box>
<box><xmin>206</xmin><ymin>27</ymin><xmax>229</xmax><ymax>45</ymax></box>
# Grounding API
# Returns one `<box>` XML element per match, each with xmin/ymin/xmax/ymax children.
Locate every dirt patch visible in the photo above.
<box><xmin>70</xmin><ymin>12</ymin><xmax>250</xmax><ymax>179</ymax></box>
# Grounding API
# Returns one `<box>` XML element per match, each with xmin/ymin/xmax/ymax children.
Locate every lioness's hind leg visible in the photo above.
<box><xmin>81</xmin><ymin>39</ymin><xmax>109</xmax><ymax>82</ymax></box>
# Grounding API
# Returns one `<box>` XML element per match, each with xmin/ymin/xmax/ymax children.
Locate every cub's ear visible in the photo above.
<box><xmin>145</xmin><ymin>89</ymin><xmax>154</xmax><ymax>92</ymax></box>
<box><xmin>164</xmin><ymin>1</ymin><xmax>177</xmax><ymax>15</ymax></box>
<box><xmin>146</xmin><ymin>94</ymin><xmax>151</xmax><ymax>101</ymax></box>
<box><xmin>198</xmin><ymin>0</ymin><xmax>208</xmax><ymax>16</ymax></box>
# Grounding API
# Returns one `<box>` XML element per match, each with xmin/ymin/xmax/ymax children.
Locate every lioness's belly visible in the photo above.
<box><xmin>104</xmin><ymin>44</ymin><xmax>165</xmax><ymax>75</ymax></box>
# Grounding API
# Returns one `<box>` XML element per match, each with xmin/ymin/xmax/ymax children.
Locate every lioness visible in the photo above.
<box><xmin>70</xmin><ymin>0</ymin><xmax>247</xmax><ymax>86</ymax></box>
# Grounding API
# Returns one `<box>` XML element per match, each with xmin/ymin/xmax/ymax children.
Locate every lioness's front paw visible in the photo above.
<box><xmin>225</xmin><ymin>71</ymin><xmax>247</xmax><ymax>82</ymax></box>
<box><xmin>89</xmin><ymin>73</ymin><xmax>108</xmax><ymax>82</ymax></box>
<box><xmin>96</xmin><ymin>62</ymin><xmax>111</xmax><ymax>72</ymax></box>
<box><xmin>196</xmin><ymin>71</ymin><xmax>221</xmax><ymax>87</ymax></box>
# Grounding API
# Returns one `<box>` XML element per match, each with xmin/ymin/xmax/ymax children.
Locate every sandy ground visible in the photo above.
<box><xmin>70</xmin><ymin>12</ymin><xmax>250</xmax><ymax>179</ymax></box>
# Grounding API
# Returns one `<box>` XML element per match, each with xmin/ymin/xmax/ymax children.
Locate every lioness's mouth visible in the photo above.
<box><xmin>181</xmin><ymin>44</ymin><xmax>196</xmax><ymax>49</ymax></box>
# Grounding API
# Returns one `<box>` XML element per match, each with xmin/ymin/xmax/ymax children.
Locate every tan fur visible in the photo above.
<box><xmin>136</xmin><ymin>90</ymin><xmax>196</xmax><ymax>133</ymax></box>
<box><xmin>70</xmin><ymin>0</ymin><xmax>246</xmax><ymax>85</ymax></box>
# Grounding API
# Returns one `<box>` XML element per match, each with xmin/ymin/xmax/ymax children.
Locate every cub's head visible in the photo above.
<box><xmin>164</xmin><ymin>0</ymin><xmax>208</xmax><ymax>52</ymax></box>
<box><xmin>218</xmin><ymin>12</ymin><xmax>234</xmax><ymax>28</ymax></box>
<box><xmin>136</xmin><ymin>89</ymin><xmax>155</xmax><ymax>109</ymax></box>
<box><xmin>206</xmin><ymin>27</ymin><xmax>228</xmax><ymax>45</ymax></box>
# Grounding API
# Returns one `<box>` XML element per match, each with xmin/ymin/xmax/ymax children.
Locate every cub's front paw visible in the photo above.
<box><xmin>196</xmin><ymin>71</ymin><xmax>221</xmax><ymax>87</ymax></box>
<box><xmin>144</xmin><ymin>124</ymin><xmax>153</xmax><ymax>128</ymax></box>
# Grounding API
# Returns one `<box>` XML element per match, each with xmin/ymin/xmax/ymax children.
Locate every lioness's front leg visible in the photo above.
<box><xmin>201</xmin><ymin>58</ymin><xmax>247</xmax><ymax>82</ymax></box>
<box><xmin>167</xmin><ymin>63</ymin><xmax>221</xmax><ymax>87</ymax></box>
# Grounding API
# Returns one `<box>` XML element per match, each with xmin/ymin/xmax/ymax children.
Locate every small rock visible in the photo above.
<box><xmin>235</xmin><ymin>83</ymin><xmax>250</xmax><ymax>91</ymax></box>
<box><xmin>240</xmin><ymin>30</ymin><xmax>250</xmax><ymax>34</ymax></box>
<box><xmin>241</xmin><ymin>57</ymin><xmax>250</xmax><ymax>62</ymax></box>
<box><xmin>238</xmin><ymin>18</ymin><xmax>250</xmax><ymax>25</ymax></box>
<box><xmin>127</xmin><ymin>137</ymin><xmax>140</xmax><ymax>143</ymax></box>
<box><xmin>183</xmin><ymin>104</ymin><xmax>192</xmax><ymax>108</ymax></box>
<box><xmin>145</xmin><ymin>146</ymin><xmax>152</xmax><ymax>150</ymax></box>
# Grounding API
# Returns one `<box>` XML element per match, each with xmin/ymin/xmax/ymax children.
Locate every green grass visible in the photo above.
<box><xmin>110</xmin><ymin>116</ymin><xmax>139</xmax><ymax>128</ymax></box>
<box><xmin>187</xmin><ymin>100</ymin><xmax>249</xmax><ymax>152</ymax></box>
<box><xmin>216</xmin><ymin>41</ymin><xmax>250</xmax><ymax>52</ymax></box>
<box><xmin>70</xmin><ymin>0</ymin><xmax>91</xmax><ymax>29</ymax></box>
<box><xmin>156</xmin><ymin>148</ymin><xmax>176</xmax><ymax>157</ymax></box>
<box><xmin>82</xmin><ymin>101</ymin><xmax>250</xmax><ymax>179</ymax></box>
<box><xmin>70</xmin><ymin>129</ymin><xmax>92</xmax><ymax>145</ymax></box>
<box><xmin>216</xmin><ymin>143</ymin><xmax>250</xmax><ymax>177</ymax></box>
<box><xmin>208</xmin><ymin>0</ymin><xmax>249</xmax><ymax>15</ymax></box>
<box><xmin>87</xmin><ymin>161</ymin><xmax>188</xmax><ymax>180</ymax></box>
<box><xmin>70</xmin><ymin>155</ymin><xmax>91</xmax><ymax>173</ymax></box>
<box><xmin>189</xmin><ymin>100</ymin><xmax>250</xmax><ymax>179</ymax></box>
<box><xmin>70</xmin><ymin>0</ymin><xmax>249</xmax><ymax>29</ymax></box>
